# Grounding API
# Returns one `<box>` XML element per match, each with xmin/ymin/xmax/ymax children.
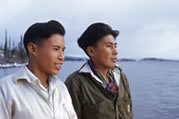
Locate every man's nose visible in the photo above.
<box><xmin>113</xmin><ymin>48</ymin><xmax>118</xmax><ymax>55</ymax></box>
<box><xmin>58</xmin><ymin>51</ymin><xmax>64</xmax><ymax>61</ymax></box>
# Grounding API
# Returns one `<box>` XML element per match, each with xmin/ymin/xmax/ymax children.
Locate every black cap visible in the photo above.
<box><xmin>78</xmin><ymin>22</ymin><xmax>119</xmax><ymax>51</ymax></box>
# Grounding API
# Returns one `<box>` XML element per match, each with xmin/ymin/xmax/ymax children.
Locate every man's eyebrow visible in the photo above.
<box><xmin>52</xmin><ymin>45</ymin><xmax>66</xmax><ymax>49</ymax></box>
<box><xmin>52</xmin><ymin>45</ymin><xmax>60</xmax><ymax>48</ymax></box>
<box><xmin>105</xmin><ymin>42</ymin><xmax>117</xmax><ymax>45</ymax></box>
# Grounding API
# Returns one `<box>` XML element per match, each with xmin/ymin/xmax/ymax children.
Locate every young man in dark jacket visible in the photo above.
<box><xmin>65</xmin><ymin>22</ymin><xmax>134</xmax><ymax>119</ymax></box>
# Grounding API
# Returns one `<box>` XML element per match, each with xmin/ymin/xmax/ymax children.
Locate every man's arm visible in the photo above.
<box><xmin>65</xmin><ymin>75</ymin><xmax>82</xmax><ymax>119</ymax></box>
<box><xmin>0</xmin><ymin>87</ymin><xmax>10</xmax><ymax>119</ymax></box>
<box><xmin>121</xmin><ymin>72</ymin><xmax>134</xmax><ymax>118</ymax></box>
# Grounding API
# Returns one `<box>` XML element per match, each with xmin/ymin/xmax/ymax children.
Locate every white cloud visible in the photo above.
<box><xmin>0</xmin><ymin>0</ymin><xmax>30</xmax><ymax>24</ymax></box>
<box><xmin>119</xmin><ymin>21</ymin><xmax>179</xmax><ymax>59</ymax></box>
<box><xmin>0</xmin><ymin>0</ymin><xmax>178</xmax><ymax>59</ymax></box>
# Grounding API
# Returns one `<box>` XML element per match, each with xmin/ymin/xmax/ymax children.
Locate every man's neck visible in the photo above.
<box><xmin>94</xmin><ymin>64</ymin><xmax>110</xmax><ymax>83</ymax></box>
<box><xmin>27</xmin><ymin>63</ymin><xmax>49</xmax><ymax>88</ymax></box>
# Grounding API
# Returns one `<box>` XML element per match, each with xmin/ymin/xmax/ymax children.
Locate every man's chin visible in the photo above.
<box><xmin>106</xmin><ymin>66</ymin><xmax>114</xmax><ymax>69</ymax></box>
<box><xmin>110</xmin><ymin>63</ymin><xmax>116</xmax><ymax>68</ymax></box>
<box><xmin>51</xmin><ymin>70</ymin><xmax>60</xmax><ymax>75</ymax></box>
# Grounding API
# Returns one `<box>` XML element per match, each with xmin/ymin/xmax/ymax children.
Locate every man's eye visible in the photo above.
<box><xmin>106</xmin><ymin>45</ymin><xmax>112</xmax><ymax>47</ymax></box>
<box><xmin>54</xmin><ymin>48</ymin><xmax>59</xmax><ymax>50</ymax></box>
<box><xmin>106</xmin><ymin>44</ymin><xmax>117</xmax><ymax>49</ymax></box>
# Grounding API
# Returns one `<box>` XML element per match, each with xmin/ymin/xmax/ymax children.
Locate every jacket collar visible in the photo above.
<box><xmin>79</xmin><ymin>62</ymin><xmax>121</xmax><ymax>86</ymax></box>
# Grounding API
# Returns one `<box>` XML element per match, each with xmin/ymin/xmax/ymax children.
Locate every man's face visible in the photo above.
<box><xmin>35</xmin><ymin>34</ymin><xmax>65</xmax><ymax>76</ymax></box>
<box><xmin>89</xmin><ymin>34</ymin><xmax>118</xmax><ymax>69</ymax></box>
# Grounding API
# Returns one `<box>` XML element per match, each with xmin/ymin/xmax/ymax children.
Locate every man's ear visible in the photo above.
<box><xmin>86</xmin><ymin>46</ymin><xmax>95</xmax><ymax>57</ymax></box>
<box><xmin>27</xmin><ymin>42</ymin><xmax>38</xmax><ymax>56</ymax></box>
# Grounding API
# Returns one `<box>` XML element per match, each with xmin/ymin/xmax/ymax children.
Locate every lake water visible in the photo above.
<box><xmin>0</xmin><ymin>60</ymin><xmax>179</xmax><ymax>119</ymax></box>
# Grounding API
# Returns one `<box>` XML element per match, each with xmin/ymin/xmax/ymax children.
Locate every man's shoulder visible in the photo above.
<box><xmin>0</xmin><ymin>73</ymin><xmax>16</xmax><ymax>87</ymax></box>
<box><xmin>55</xmin><ymin>78</ymin><xmax>72</xmax><ymax>99</ymax></box>
<box><xmin>65</xmin><ymin>70</ymin><xmax>89</xmax><ymax>86</ymax></box>
<box><xmin>0</xmin><ymin>67</ymin><xmax>26</xmax><ymax>88</ymax></box>
<box><xmin>0</xmin><ymin>73</ymin><xmax>19</xmax><ymax>96</ymax></box>
<box><xmin>67</xmin><ymin>70</ymin><xmax>81</xmax><ymax>79</ymax></box>
<box><xmin>66</xmin><ymin>69</ymin><xmax>89</xmax><ymax>80</ymax></box>
<box><xmin>56</xmin><ymin>78</ymin><xmax>67</xmax><ymax>89</ymax></box>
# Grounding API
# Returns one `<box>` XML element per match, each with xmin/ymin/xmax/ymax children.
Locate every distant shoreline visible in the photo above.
<box><xmin>0</xmin><ymin>57</ymin><xmax>179</xmax><ymax>68</ymax></box>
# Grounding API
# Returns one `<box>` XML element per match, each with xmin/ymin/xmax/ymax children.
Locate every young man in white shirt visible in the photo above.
<box><xmin>0</xmin><ymin>20</ymin><xmax>77</xmax><ymax>119</ymax></box>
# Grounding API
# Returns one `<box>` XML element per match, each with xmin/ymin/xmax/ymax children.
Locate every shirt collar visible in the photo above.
<box><xmin>13</xmin><ymin>65</ymin><xmax>59</xmax><ymax>88</ymax></box>
<box><xmin>25</xmin><ymin>65</ymin><xmax>59</xmax><ymax>90</ymax></box>
<box><xmin>12</xmin><ymin>66</ymin><xmax>32</xmax><ymax>84</ymax></box>
<box><xmin>79</xmin><ymin>62</ymin><xmax>121</xmax><ymax>86</ymax></box>
<box><xmin>24</xmin><ymin>66</ymin><xmax>39</xmax><ymax>83</ymax></box>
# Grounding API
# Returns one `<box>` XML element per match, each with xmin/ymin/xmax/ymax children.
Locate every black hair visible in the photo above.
<box><xmin>78</xmin><ymin>22</ymin><xmax>119</xmax><ymax>55</ymax></box>
<box><xmin>23</xmin><ymin>20</ymin><xmax>65</xmax><ymax>55</ymax></box>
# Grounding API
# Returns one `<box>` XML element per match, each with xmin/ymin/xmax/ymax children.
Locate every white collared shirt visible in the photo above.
<box><xmin>79</xmin><ymin>62</ymin><xmax>120</xmax><ymax>87</ymax></box>
<box><xmin>0</xmin><ymin>66</ymin><xmax>77</xmax><ymax>119</ymax></box>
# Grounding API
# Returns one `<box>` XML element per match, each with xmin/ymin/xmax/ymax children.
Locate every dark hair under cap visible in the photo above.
<box><xmin>23</xmin><ymin>20</ymin><xmax>65</xmax><ymax>54</ymax></box>
<box><xmin>78</xmin><ymin>22</ymin><xmax>119</xmax><ymax>52</ymax></box>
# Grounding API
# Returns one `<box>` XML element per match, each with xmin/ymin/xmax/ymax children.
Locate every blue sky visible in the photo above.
<box><xmin>0</xmin><ymin>0</ymin><xmax>178</xmax><ymax>59</ymax></box>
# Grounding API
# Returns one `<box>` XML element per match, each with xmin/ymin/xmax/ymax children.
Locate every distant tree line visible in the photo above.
<box><xmin>1</xmin><ymin>30</ymin><xmax>27</xmax><ymax>63</ymax></box>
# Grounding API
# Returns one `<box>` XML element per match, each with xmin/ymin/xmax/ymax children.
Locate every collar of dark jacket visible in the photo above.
<box><xmin>79</xmin><ymin>62</ymin><xmax>122</xmax><ymax>86</ymax></box>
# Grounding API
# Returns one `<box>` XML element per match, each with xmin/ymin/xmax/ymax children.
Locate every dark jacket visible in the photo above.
<box><xmin>65</xmin><ymin>64</ymin><xmax>133</xmax><ymax>119</ymax></box>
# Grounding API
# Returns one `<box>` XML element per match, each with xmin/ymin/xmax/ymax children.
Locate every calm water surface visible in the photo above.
<box><xmin>0</xmin><ymin>60</ymin><xmax>179</xmax><ymax>119</ymax></box>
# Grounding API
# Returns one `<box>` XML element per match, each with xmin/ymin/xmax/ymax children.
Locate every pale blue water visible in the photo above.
<box><xmin>0</xmin><ymin>60</ymin><xmax>179</xmax><ymax>119</ymax></box>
